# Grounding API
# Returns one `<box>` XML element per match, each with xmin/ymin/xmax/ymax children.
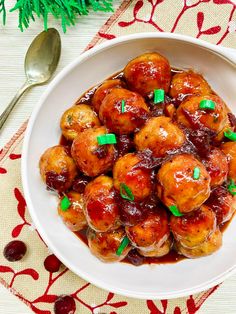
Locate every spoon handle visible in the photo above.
<box><xmin>0</xmin><ymin>81</ymin><xmax>31</xmax><ymax>130</ymax></box>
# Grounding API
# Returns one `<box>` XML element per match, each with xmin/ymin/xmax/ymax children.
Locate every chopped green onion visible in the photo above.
<box><xmin>169</xmin><ymin>205</ymin><xmax>183</xmax><ymax>217</ymax></box>
<box><xmin>199</xmin><ymin>99</ymin><xmax>215</xmax><ymax>110</ymax></box>
<box><xmin>224</xmin><ymin>129</ymin><xmax>236</xmax><ymax>141</ymax></box>
<box><xmin>193</xmin><ymin>167</ymin><xmax>200</xmax><ymax>180</ymax></box>
<box><xmin>154</xmin><ymin>89</ymin><xmax>165</xmax><ymax>104</ymax></box>
<box><xmin>121</xmin><ymin>100</ymin><xmax>125</xmax><ymax>113</ymax></box>
<box><xmin>60</xmin><ymin>196</ymin><xmax>71</xmax><ymax>211</ymax></box>
<box><xmin>97</xmin><ymin>134</ymin><xmax>117</xmax><ymax>145</ymax></box>
<box><xmin>120</xmin><ymin>183</ymin><xmax>134</xmax><ymax>201</ymax></box>
<box><xmin>116</xmin><ymin>236</ymin><xmax>130</xmax><ymax>256</ymax></box>
<box><xmin>228</xmin><ymin>179</ymin><xmax>236</xmax><ymax>195</ymax></box>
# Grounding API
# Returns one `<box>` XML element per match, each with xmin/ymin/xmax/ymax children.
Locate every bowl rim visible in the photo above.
<box><xmin>21</xmin><ymin>32</ymin><xmax>236</xmax><ymax>300</ymax></box>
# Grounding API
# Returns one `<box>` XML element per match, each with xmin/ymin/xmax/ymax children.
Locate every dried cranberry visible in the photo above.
<box><xmin>188</xmin><ymin>129</ymin><xmax>212</xmax><ymax>157</ymax></box>
<box><xmin>228</xmin><ymin>112</ymin><xmax>236</xmax><ymax>130</ymax></box>
<box><xmin>150</xmin><ymin>104</ymin><xmax>164</xmax><ymax>117</ymax></box>
<box><xmin>72</xmin><ymin>176</ymin><xmax>90</xmax><ymax>193</ymax></box>
<box><xmin>127</xmin><ymin>249</ymin><xmax>144</xmax><ymax>266</ymax></box>
<box><xmin>120</xmin><ymin>200</ymin><xmax>146</xmax><ymax>226</ymax></box>
<box><xmin>141</xmin><ymin>194</ymin><xmax>159</xmax><ymax>211</ymax></box>
<box><xmin>135</xmin><ymin>150</ymin><xmax>161</xmax><ymax>169</ymax></box>
<box><xmin>46</xmin><ymin>171</ymin><xmax>68</xmax><ymax>192</ymax></box>
<box><xmin>116</xmin><ymin>135</ymin><xmax>134</xmax><ymax>156</ymax></box>
<box><xmin>205</xmin><ymin>186</ymin><xmax>231</xmax><ymax>225</ymax></box>
<box><xmin>44</xmin><ymin>254</ymin><xmax>62</xmax><ymax>273</ymax></box>
<box><xmin>54</xmin><ymin>295</ymin><xmax>76</xmax><ymax>314</ymax></box>
<box><xmin>3</xmin><ymin>240</ymin><xmax>27</xmax><ymax>262</ymax></box>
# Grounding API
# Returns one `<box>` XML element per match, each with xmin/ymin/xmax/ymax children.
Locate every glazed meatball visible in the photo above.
<box><xmin>169</xmin><ymin>71</ymin><xmax>211</xmax><ymax>101</ymax></box>
<box><xmin>205</xmin><ymin>186</ymin><xmax>236</xmax><ymax>225</ymax></box>
<box><xmin>170</xmin><ymin>205</ymin><xmax>216</xmax><ymax>248</ymax></box>
<box><xmin>138</xmin><ymin>237</ymin><xmax>172</xmax><ymax>258</ymax></box>
<box><xmin>113</xmin><ymin>153</ymin><xmax>152</xmax><ymax>201</ymax></box>
<box><xmin>84</xmin><ymin>176</ymin><xmax>119</xmax><ymax>232</ymax></box>
<box><xmin>99</xmin><ymin>88</ymin><xmax>149</xmax><ymax>134</ymax></box>
<box><xmin>39</xmin><ymin>145</ymin><xmax>77</xmax><ymax>192</ymax></box>
<box><xmin>71</xmin><ymin>126</ymin><xmax>116</xmax><ymax>177</ymax></box>
<box><xmin>202</xmin><ymin>147</ymin><xmax>228</xmax><ymax>187</ymax></box>
<box><xmin>124</xmin><ymin>52</ymin><xmax>171</xmax><ymax>97</ymax></box>
<box><xmin>214</xmin><ymin>119</ymin><xmax>233</xmax><ymax>143</ymax></box>
<box><xmin>134</xmin><ymin>117</ymin><xmax>186</xmax><ymax>158</ymax></box>
<box><xmin>92</xmin><ymin>79</ymin><xmax>125</xmax><ymax>113</ymax></box>
<box><xmin>176</xmin><ymin>229</ymin><xmax>222</xmax><ymax>258</ymax></box>
<box><xmin>213</xmin><ymin>107</ymin><xmax>233</xmax><ymax>142</ymax></box>
<box><xmin>221</xmin><ymin>142</ymin><xmax>236</xmax><ymax>182</ymax></box>
<box><xmin>176</xmin><ymin>94</ymin><xmax>228</xmax><ymax>134</ymax></box>
<box><xmin>87</xmin><ymin>227</ymin><xmax>131</xmax><ymax>262</ymax></box>
<box><xmin>157</xmin><ymin>154</ymin><xmax>211</xmax><ymax>213</ymax></box>
<box><xmin>125</xmin><ymin>209</ymin><xmax>169</xmax><ymax>254</ymax></box>
<box><xmin>60</xmin><ymin>104</ymin><xmax>100</xmax><ymax>141</ymax></box>
<box><xmin>58</xmin><ymin>191</ymin><xmax>87</xmax><ymax>231</ymax></box>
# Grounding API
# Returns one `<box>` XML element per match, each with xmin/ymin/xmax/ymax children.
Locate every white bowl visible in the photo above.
<box><xmin>22</xmin><ymin>33</ymin><xmax>236</xmax><ymax>300</ymax></box>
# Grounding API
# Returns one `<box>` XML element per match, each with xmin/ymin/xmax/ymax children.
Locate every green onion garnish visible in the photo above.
<box><xmin>169</xmin><ymin>205</ymin><xmax>183</xmax><ymax>217</ymax></box>
<box><xmin>199</xmin><ymin>99</ymin><xmax>215</xmax><ymax>110</ymax></box>
<box><xmin>60</xmin><ymin>196</ymin><xmax>71</xmax><ymax>211</ymax></box>
<box><xmin>228</xmin><ymin>179</ymin><xmax>236</xmax><ymax>195</ymax></box>
<box><xmin>193</xmin><ymin>167</ymin><xmax>200</xmax><ymax>180</ymax></box>
<box><xmin>97</xmin><ymin>134</ymin><xmax>117</xmax><ymax>145</ymax></box>
<box><xmin>224</xmin><ymin>129</ymin><xmax>236</xmax><ymax>141</ymax></box>
<box><xmin>116</xmin><ymin>236</ymin><xmax>130</xmax><ymax>256</ymax></box>
<box><xmin>154</xmin><ymin>89</ymin><xmax>165</xmax><ymax>104</ymax></box>
<box><xmin>120</xmin><ymin>183</ymin><xmax>134</xmax><ymax>201</ymax></box>
<box><xmin>121</xmin><ymin>100</ymin><xmax>125</xmax><ymax>113</ymax></box>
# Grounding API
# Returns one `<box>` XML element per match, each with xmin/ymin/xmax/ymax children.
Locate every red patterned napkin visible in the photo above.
<box><xmin>1</xmin><ymin>1</ymin><xmax>236</xmax><ymax>313</ymax></box>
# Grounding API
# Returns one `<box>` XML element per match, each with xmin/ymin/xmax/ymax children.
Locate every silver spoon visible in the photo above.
<box><xmin>0</xmin><ymin>28</ymin><xmax>61</xmax><ymax>130</ymax></box>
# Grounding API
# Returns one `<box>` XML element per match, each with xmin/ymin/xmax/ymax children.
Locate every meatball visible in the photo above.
<box><xmin>202</xmin><ymin>147</ymin><xmax>228</xmax><ymax>187</ymax></box>
<box><xmin>92</xmin><ymin>79</ymin><xmax>125</xmax><ymax>113</ymax></box>
<box><xmin>214</xmin><ymin>113</ymin><xmax>233</xmax><ymax>143</ymax></box>
<box><xmin>176</xmin><ymin>94</ymin><xmax>228</xmax><ymax>134</ymax></box>
<box><xmin>169</xmin><ymin>71</ymin><xmax>211</xmax><ymax>101</ymax></box>
<box><xmin>60</xmin><ymin>104</ymin><xmax>100</xmax><ymax>141</ymax></box>
<box><xmin>176</xmin><ymin>229</ymin><xmax>222</xmax><ymax>258</ymax></box>
<box><xmin>39</xmin><ymin>145</ymin><xmax>77</xmax><ymax>192</ymax></box>
<box><xmin>157</xmin><ymin>154</ymin><xmax>211</xmax><ymax>213</ymax></box>
<box><xmin>170</xmin><ymin>205</ymin><xmax>216</xmax><ymax>248</ymax></box>
<box><xmin>87</xmin><ymin>227</ymin><xmax>131</xmax><ymax>262</ymax></box>
<box><xmin>99</xmin><ymin>88</ymin><xmax>149</xmax><ymax>134</ymax></box>
<box><xmin>58</xmin><ymin>191</ymin><xmax>87</xmax><ymax>231</ymax></box>
<box><xmin>125</xmin><ymin>209</ymin><xmax>169</xmax><ymax>253</ymax></box>
<box><xmin>113</xmin><ymin>153</ymin><xmax>152</xmax><ymax>201</ymax></box>
<box><xmin>221</xmin><ymin>142</ymin><xmax>236</xmax><ymax>182</ymax></box>
<box><xmin>124</xmin><ymin>52</ymin><xmax>171</xmax><ymax>97</ymax></box>
<box><xmin>134</xmin><ymin>117</ymin><xmax>186</xmax><ymax>158</ymax></box>
<box><xmin>84</xmin><ymin>176</ymin><xmax>119</xmax><ymax>232</ymax></box>
<box><xmin>71</xmin><ymin>126</ymin><xmax>116</xmax><ymax>177</ymax></box>
<box><xmin>138</xmin><ymin>237</ymin><xmax>172</xmax><ymax>258</ymax></box>
<box><xmin>205</xmin><ymin>186</ymin><xmax>236</xmax><ymax>225</ymax></box>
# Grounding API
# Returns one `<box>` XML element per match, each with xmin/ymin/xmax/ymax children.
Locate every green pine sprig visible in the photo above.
<box><xmin>0</xmin><ymin>0</ymin><xmax>6</xmax><ymax>25</ymax></box>
<box><xmin>0</xmin><ymin>0</ymin><xmax>114</xmax><ymax>32</ymax></box>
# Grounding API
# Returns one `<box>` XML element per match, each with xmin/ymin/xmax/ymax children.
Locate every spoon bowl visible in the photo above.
<box><xmin>25</xmin><ymin>28</ymin><xmax>61</xmax><ymax>85</ymax></box>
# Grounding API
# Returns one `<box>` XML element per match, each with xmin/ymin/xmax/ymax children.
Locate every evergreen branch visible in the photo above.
<box><xmin>0</xmin><ymin>0</ymin><xmax>114</xmax><ymax>32</ymax></box>
<box><xmin>0</xmin><ymin>0</ymin><xmax>6</xmax><ymax>25</ymax></box>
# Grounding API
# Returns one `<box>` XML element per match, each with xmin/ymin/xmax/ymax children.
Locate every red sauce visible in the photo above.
<box><xmin>75</xmin><ymin>228</ymin><xmax>88</xmax><ymax>246</ymax></box>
